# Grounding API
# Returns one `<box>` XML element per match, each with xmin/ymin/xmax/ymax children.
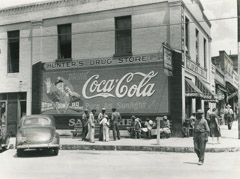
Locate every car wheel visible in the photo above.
<box><xmin>53</xmin><ymin>148</ymin><xmax>59</xmax><ymax>156</ymax></box>
<box><xmin>17</xmin><ymin>149</ymin><xmax>24</xmax><ymax>157</ymax></box>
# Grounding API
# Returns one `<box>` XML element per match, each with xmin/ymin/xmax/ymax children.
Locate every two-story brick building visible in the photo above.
<box><xmin>0</xmin><ymin>0</ymin><xmax>214</xmax><ymax>136</ymax></box>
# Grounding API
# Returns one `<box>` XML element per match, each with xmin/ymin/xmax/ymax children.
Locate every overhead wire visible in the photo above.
<box><xmin>0</xmin><ymin>0</ymin><xmax>236</xmax><ymax>41</ymax></box>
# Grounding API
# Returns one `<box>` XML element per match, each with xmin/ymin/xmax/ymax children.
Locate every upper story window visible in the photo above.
<box><xmin>203</xmin><ymin>38</ymin><xmax>207</xmax><ymax>68</ymax></box>
<box><xmin>195</xmin><ymin>29</ymin><xmax>199</xmax><ymax>64</ymax></box>
<box><xmin>58</xmin><ymin>24</ymin><xmax>71</xmax><ymax>60</ymax></box>
<box><xmin>8</xmin><ymin>30</ymin><xmax>20</xmax><ymax>73</ymax></box>
<box><xmin>115</xmin><ymin>16</ymin><xmax>132</xmax><ymax>56</ymax></box>
<box><xmin>185</xmin><ymin>17</ymin><xmax>189</xmax><ymax>54</ymax></box>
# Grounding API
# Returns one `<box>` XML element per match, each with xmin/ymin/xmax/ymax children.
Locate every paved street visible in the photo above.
<box><xmin>0</xmin><ymin>149</ymin><xmax>239</xmax><ymax>179</ymax></box>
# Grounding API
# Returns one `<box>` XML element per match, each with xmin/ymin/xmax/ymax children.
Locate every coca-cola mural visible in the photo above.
<box><xmin>41</xmin><ymin>64</ymin><xmax>168</xmax><ymax>114</ymax></box>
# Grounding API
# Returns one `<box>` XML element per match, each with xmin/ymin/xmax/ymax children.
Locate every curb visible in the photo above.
<box><xmin>60</xmin><ymin>144</ymin><xmax>240</xmax><ymax>153</ymax></box>
<box><xmin>7</xmin><ymin>144</ymin><xmax>240</xmax><ymax>153</ymax></box>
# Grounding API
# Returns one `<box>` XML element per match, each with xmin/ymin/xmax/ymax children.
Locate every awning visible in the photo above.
<box><xmin>195</xmin><ymin>77</ymin><xmax>218</xmax><ymax>102</ymax></box>
<box><xmin>216</xmin><ymin>83</ymin><xmax>228</xmax><ymax>93</ymax></box>
<box><xmin>185</xmin><ymin>79</ymin><xmax>204</xmax><ymax>98</ymax></box>
<box><xmin>228</xmin><ymin>91</ymin><xmax>238</xmax><ymax>100</ymax></box>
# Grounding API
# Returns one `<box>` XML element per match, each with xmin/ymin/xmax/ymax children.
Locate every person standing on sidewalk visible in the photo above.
<box><xmin>87</xmin><ymin>109</ymin><xmax>97</xmax><ymax>143</ymax></box>
<box><xmin>100</xmin><ymin>115</ymin><xmax>110</xmax><ymax>142</ymax></box>
<box><xmin>98</xmin><ymin>108</ymin><xmax>107</xmax><ymax>141</ymax></box>
<box><xmin>224</xmin><ymin>104</ymin><xmax>234</xmax><ymax>130</ymax></box>
<box><xmin>209</xmin><ymin>108</ymin><xmax>221</xmax><ymax>144</ymax></box>
<box><xmin>111</xmin><ymin>108</ymin><xmax>121</xmax><ymax>140</ymax></box>
<box><xmin>193</xmin><ymin>109</ymin><xmax>210</xmax><ymax>165</ymax></box>
<box><xmin>81</xmin><ymin>109</ymin><xmax>89</xmax><ymax>141</ymax></box>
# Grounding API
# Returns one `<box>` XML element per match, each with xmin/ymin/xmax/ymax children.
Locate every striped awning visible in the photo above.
<box><xmin>195</xmin><ymin>77</ymin><xmax>218</xmax><ymax>102</ymax></box>
<box><xmin>185</xmin><ymin>79</ymin><xmax>204</xmax><ymax>98</ymax></box>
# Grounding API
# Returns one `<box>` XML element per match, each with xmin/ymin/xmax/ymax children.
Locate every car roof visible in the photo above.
<box><xmin>20</xmin><ymin>114</ymin><xmax>55</xmax><ymax>123</ymax></box>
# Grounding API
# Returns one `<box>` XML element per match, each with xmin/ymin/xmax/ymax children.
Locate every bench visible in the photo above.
<box><xmin>150</xmin><ymin>120</ymin><xmax>172</xmax><ymax>138</ymax></box>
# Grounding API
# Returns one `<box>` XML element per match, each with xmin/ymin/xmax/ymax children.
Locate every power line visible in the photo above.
<box><xmin>0</xmin><ymin>15</ymin><xmax>237</xmax><ymax>41</ymax></box>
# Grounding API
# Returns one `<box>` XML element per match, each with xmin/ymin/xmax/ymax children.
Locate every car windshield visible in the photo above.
<box><xmin>23</xmin><ymin>117</ymin><xmax>51</xmax><ymax>126</ymax></box>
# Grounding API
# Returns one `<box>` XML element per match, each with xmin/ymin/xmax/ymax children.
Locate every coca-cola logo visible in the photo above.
<box><xmin>82</xmin><ymin>71</ymin><xmax>158</xmax><ymax>99</ymax></box>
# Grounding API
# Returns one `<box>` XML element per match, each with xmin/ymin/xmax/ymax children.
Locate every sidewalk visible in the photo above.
<box><xmin>9</xmin><ymin>121</ymin><xmax>240</xmax><ymax>153</ymax></box>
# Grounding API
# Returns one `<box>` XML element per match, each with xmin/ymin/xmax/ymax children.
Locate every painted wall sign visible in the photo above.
<box><xmin>41</xmin><ymin>63</ymin><xmax>169</xmax><ymax>115</ymax></box>
<box><xmin>186</xmin><ymin>58</ymin><xmax>207</xmax><ymax>79</ymax></box>
<box><xmin>43</xmin><ymin>53</ymin><xmax>162</xmax><ymax>70</ymax></box>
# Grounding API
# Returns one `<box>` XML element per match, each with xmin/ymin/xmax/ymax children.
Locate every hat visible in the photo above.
<box><xmin>196</xmin><ymin>109</ymin><xmax>204</xmax><ymax>114</ymax></box>
<box><xmin>102</xmin><ymin>108</ymin><xmax>106</xmax><ymax>111</ymax></box>
<box><xmin>149</xmin><ymin>120</ymin><xmax>153</xmax><ymax>125</ymax></box>
<box><xmin>55</xmin><ymin>77</ymin><xmax>63</xmax><ymax>85</ymax></box>
<box><xmin>131</xmin><ymin>115</ymin><xmax>136</xmax><ymax>119</ymax></box>
<box><xmin>84</xmin><ymin>109</ymin><xmax>88</xmax><ymax>112</ymax></box>
<box><xmin>163</xmin><ymin>116</ymin><xmax>167</xmax><ymax>120</ymax></box>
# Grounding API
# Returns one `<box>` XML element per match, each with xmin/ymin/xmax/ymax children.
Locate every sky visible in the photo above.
<box><xmin>0</xmin><ymin>0</ymin><xmax>238</xmax><ymax>57</ymax></box>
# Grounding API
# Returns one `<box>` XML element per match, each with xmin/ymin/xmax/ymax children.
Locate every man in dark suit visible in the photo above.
<box><xmin>111</xmin><ymin>108</ymin><xmax>121</xmax><ymax>140</ymax></box>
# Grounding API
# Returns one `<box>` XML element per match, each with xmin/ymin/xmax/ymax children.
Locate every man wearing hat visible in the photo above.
<box><xmin>111</xmin><ymin>108</ymin><xmax>121</xmax><ymax>140</ymax></box>
<box><xmin>193</xmin><ymin>109</ymin><xmax>210</xmax><ymax>165</ymax></box>
<box><xmin>81</xmin><ymin>109</ymin><xmax>89</xmax><ymax>141</ymax></box>
<box><xmin>98</xmin><ymin>108</ymin><xmax>107</xmax><ymax>141</ymax></box>
<box><xmin>224</xmin><ymin>104</ymin><xmax>234</xmax><ymax>130</ymax></box>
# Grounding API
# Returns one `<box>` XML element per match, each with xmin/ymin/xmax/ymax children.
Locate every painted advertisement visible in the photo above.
<box><xmin>41</xmin><ymin>63</ymin><xmax>169</xmax><ymax>115</ymax></box>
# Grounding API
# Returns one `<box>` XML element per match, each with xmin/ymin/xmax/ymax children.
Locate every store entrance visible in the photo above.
<box><xmin>0</xmin><ymin>93</ymin><xmax>26</xmax><ymax>137</ymax></box>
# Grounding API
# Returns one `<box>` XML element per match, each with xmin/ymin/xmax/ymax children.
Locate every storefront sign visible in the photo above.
<box><xmin>41</xmin><ymin>63</ymin><xmax>169</xmax><ymax>115</ymax></box>
<box><xmin>163</xmin><ymin>45</ymin><xmax>173</xmax><ymax>76</ymax></box>
<box><xmin>43</xmin><ymin>53</ymin><xmax>162</xmax><ymax>70</ymax></box>
<box><xmin>186</xmin><ymin>58</ymin><xmax>207</xmax><ymax>79</ymax></box>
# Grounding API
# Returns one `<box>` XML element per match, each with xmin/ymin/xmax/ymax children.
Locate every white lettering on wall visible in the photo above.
<box><xmin>82</xmin><ymin>71</ymin><xmax>158</xmax><ymax>99</ymax></box>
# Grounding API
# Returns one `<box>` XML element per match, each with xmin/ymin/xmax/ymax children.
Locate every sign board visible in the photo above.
<box><xmin>163</xmin><ymin>44</ymin><xmax>173</xmax><ymax>76</ymax></box>
<box><xmin>41</xmin><ymin>63</ymin><xmax>169</xmax><ymax>115</ymax></box>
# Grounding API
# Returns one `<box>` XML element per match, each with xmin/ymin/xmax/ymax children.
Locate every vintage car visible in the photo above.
<box><xmin>16</xmin><ymin>114</ymin><xmax>60</xmax><ymax>156</ymax></box>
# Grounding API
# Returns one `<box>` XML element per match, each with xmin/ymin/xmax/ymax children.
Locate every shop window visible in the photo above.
<box><xmin>185</xmin><ymin>17</ymin><xmax>189</xmax><ymax>54</ymax></box>
<box><xmin>58</xmin><ymin>24</ymin><xmax>72</xmax><ymax>60</ymax></box>
<box><xmin>0</xmin><ymin>94</ymin><xmax>7</xmax><ymax>100</ymax></box>
<box><xmin>8</xmin><ymin>30</ymin><xmax>20</xmax><ymax>73</ymax></box>
<box><xmin>195</xmin><ymin>29</ymin><xmax>199</xmax><ymax>64</ymax></box>
<box><xmin>115</xmin><ymin>16</ymin><xmax>132</xmax><ymax>56</ymax></box>
<box><xmin>203</xmin><ymin>38</ymin><xmax>207</xmax><ymax>68</ymax></box>
<box><xmin>19</xmin><ymin>92</ymin><xmax>26</xmax><ymax>100</ymax></box>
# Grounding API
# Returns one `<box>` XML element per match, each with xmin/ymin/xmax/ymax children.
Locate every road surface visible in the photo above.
<box><xmin>0</xmin><ymin>149</ymin><xmax>239</xmax><ymax>179</ymax></box>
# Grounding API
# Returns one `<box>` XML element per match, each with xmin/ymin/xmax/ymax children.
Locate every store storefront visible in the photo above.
<box><xmin>0</xmin><ymin>93</ymin><xmax>26</xmax><ymax>136</ymax></box>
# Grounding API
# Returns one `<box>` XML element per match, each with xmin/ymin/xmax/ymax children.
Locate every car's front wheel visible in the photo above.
<box><xmin>53</xmin><ymin>148</ymin><xmax>59</xmax><ymax>156</ymax></box>
<box><xmin>17</xmin><ymin>149</ymin><xmax>24</xmax><ymax>157</ymax></box>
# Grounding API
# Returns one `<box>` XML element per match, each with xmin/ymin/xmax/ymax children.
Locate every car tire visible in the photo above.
<box><xmin>53</xmin><ymin>148</ymin><xmax>59</xmax><ymax>156</ymax></box>
<box><xmin>17</xmin><ymin>149</ymin><xmax>24</xmax><ymax>157</ymax></box>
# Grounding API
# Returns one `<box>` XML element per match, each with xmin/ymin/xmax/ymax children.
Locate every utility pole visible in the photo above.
<box><xmin>237</xmin><ymin>0</ymin><xmax>240</xmax><ymax>139</ymax></box>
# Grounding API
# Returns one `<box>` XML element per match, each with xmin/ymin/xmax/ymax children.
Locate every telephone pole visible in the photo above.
<box><xmin>237</xmin><ymin>0</ymin><xmax>240</xmax><ymax>139</ymax></box>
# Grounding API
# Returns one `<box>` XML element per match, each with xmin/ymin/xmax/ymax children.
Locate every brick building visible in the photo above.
<box><xmin>0</xmin><ymin>0</ymin><xmax>213</xmax><ymax>136</ymax></box>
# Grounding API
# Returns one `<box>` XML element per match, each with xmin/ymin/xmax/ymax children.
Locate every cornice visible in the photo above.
<box><xmin>0</xmin><ymin>0</ymin><xmax>108</xmax><ymax>17</ymax></box>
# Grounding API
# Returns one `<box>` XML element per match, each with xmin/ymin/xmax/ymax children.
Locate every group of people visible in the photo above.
<box><xmin>81</xmin><ymin>107</ymin><xmax>121</xmax><ymax>143</ymax></box>
<box><xmin>183</xmin><ymin>107</ymin><xmax>221</xmax><ymax>144</ymax></box>
<box><xmin>192</xmin><ymin>104</ymin><xmax>235</xmax><ymax>165</ymax></box>
<box><xmin>128</xmin><ymin>115</ymin><xmax>171</xmax><ymax>139</ymax></box>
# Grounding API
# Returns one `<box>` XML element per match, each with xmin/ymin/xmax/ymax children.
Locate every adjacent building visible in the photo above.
<box><xmin>0</xmin><ymin>0</ymin><xmax>213</xmax><ymax>136</ymax></box>
<box><xmin>212</xmin><ymin>51</ymin><xmax>239</xmax><ymax>117</ymax></box>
